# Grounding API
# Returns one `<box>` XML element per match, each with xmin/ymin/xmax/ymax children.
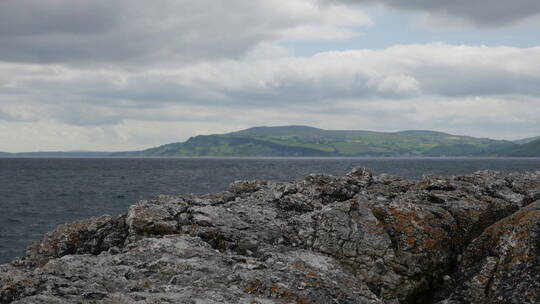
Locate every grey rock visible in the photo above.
<box><xmin>438</xmin><ymin>201</ymin><xmax>540</xmax><ymax>304</ymax></box>
<box><xmin>1</xmin><ymin>168</ymin><xmax>539</xmax><ymax>304</ymax></box>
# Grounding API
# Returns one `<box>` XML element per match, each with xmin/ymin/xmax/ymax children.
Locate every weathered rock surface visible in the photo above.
<box><xmin>1</xmin><ymin>168</ymin><xmax>539</xmax><ymax>304</ymax></box>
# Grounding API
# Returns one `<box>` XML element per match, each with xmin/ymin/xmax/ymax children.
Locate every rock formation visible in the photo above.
<box><xmin>1</xmin><ymin>168</ymin><xmax>539</xmax><ymax>303</ymax></box>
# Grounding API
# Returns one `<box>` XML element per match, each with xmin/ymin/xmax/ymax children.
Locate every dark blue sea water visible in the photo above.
<box><xmin>1</xmin><ymin>157</ymin><xmax>540</xmax><ymax>264</ymax></box>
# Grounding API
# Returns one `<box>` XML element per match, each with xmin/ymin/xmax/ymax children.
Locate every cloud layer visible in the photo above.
<box><xmin>0</xmin><ymin>0</ymin><xmax>539</xmax><ymax>152</ymax></box>
<box><xmin>334</xmin><ymin>0</ymin><xmax>540</xmax><ymax>27</ymax></box>
<box><xmin>2</xmin><ymin>43</ymin><xmax>539</xmax><ymax>151</ymax></box>
<box><xmin>4</xmin><ymin>44</ymin><xmax>539</xmax><ymax>107</ymax></box>
<box><xmin>0</xmin><ymin>0</ymin><xmax>370</xmax><ymax>65</ymax></box>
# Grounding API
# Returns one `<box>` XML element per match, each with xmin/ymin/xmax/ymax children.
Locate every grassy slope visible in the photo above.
<box><xmin>513</xmin><ymin>136</ymin><xmax>540</xmax><ymax>145</ymax></box>
<box><xmin>492</xmin><ymin>139</ymin><xmax>540</xmax><ymax>157</ymax></box>
<box><xmin>134</xmin><ymin>135</ymin><xmax>336</xmax><ymax>157</ymax></box>
<box><xmin>231</xmin><ymin>127</ymin><xmax>513</xmax><ymax>156</ymax></box>
<box><xmin>124</xmin><ymin>125</ymin><xmax>517</xmax><ymax>157</ymax></box>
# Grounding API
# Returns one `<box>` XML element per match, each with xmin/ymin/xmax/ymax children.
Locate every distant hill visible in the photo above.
<box><xmin>493</xmin><ymin>139</ymin><xmax>540</xmax><ymax>157</ymax></box>
<box><xmin>0</xmin><ymin>151</ymin><xmax>111</xmax><ymax>158</ymax></box>
<box><xmin>114</xmin><ymin>125</ymin><xmax>517</xmax><ymax>157</ymax></box>
<box><xmin>5</xmin><ymin>127</ymin><xmax>536</xmax><ymax>157</ymax></box>
<box><xmin>514</xmin><ymin>136</ymin><xmax>540</xmax><ymax>145</ymax></box>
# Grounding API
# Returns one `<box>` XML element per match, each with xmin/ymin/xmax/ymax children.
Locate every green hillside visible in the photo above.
<box><xmin>493</xmin><ymin>139</ymin><xmax>540</xmax><ymax>157</ymax></box>
<box><xmin>514</xmin><ymin>136</ymin><xmax>540</xmax><ymax>145</ymax></box>
<box><xmin>116</xmin><ymin>125</ymin><xmax>518</xmax><ymax>157</ymax></box>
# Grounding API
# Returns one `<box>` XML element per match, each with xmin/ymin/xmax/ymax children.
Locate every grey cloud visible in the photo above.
<box><xmin>0</xmin><ymin>0</ymin><xmax>365</xmax><ymax>66</ymax></box>
<box><xmin>0</xmin><ymin>0</ymin><xmax>277</xmax><ymax>65</ymax></box>
<box><xmin>7</xmin><ymin>44</ymin><xmax>540</xmax><ymax>116</ymax></box>
<box><xmin>197</xmin><ymin>45</ymin><xmax>540</xmax><ymax>103</ymax></box>
<box><xmin>415</xmin><ymin>63</ymin><xmax>540</xmax><ymax>97</ymax></box>
<box><xmin>0</xmin><ymin>0</ymin><xmax>119</xmax><ymax>37</ymax></box>
<box><xmin>2</xmin><ymin>44</ymin><xmax>539</xmax><ymax>137</ymax></box>
<box><xmin>221</xmin><ymin>74</ymin><xmax>416</xmax><ymax>106</ymax></box>
<box><xmin>0</xmin><ymin>108</ymin><xmax>37</xmax><ymax>122</ymax></box>
<box><xmin>0</xmin><ymin>111</ymin><xmax>17</xmax><ymax>122</ymax></box>
<box><xmin>334</xmin><ymin>0</ymin><xmax>540</xmax><ymax>27</ymax></box>
<box><xmin>50</xmin><ymin>104</ymin><xmax>237</xmax><ymax>127</ymax></box>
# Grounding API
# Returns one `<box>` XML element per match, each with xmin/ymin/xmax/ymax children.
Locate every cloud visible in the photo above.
<box><xmin>332</xmin><ymin>0</ymin><xmax>540</xmax><ymax>27</ymax></box>
<box><xmin>0</xmin><ymin>110</ymin><xmax>18</xmax><ymax>122</ymax></box>
<box><xmin>0</xmin><ymin>101</ymin><xmax>41</xmax><ymax>123</ymax></box>
<box><xmin>0</xmin><ymin>0</ymin><xmax>371</xmax><ymax>66</ymax></box>
<box><xmin>1</xmin><ymin>44</ymin><xmax>539</xmax><ymax>147</ymax></box>
<box><xmin>1</xmin><ymin>1</ymin><xmax>539</xmax><ymax>151</ymax></box>
<box><xmin>97</xmin><ymin>44</ymin><xmax>538</xmax><ymax>104</ymax></box>
<box><xmin>1</xmin><ymin>95</ymin><xmax>538</xmax><ymax>152</ymax></box>
<box><xmin>4</xmin><ymin>44</ymin><xmax>540</xmax><ymax>109</ymax></box>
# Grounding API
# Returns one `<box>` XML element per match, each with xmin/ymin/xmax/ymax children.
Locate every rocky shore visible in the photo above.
<box><xmin>1</xmin><ymin>168</ymin><xmax>539</xmax><ymax>304</ymax></box>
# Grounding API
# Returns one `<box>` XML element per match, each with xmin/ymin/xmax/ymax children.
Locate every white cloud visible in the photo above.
<box><xmin>1</xmin><ymin>43</ymin><xmax>539</xmax><ymax>151</ymax></box>
<box><xmin>1</xmin><ymin>1</ymin><xmax>539</xmax><ymax>152</ymax></box>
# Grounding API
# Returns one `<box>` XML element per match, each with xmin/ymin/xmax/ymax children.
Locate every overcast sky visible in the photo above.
<box><xmin>1</xmin><ymin>0</ymin><xmax>539</xmax><ymax>152</ymax></box>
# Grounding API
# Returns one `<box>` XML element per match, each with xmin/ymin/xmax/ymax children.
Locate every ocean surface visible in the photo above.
<box><xmin>1</xmin><ymin>157</ymin><xmax>540</xmax><ymax>264</ymax></box>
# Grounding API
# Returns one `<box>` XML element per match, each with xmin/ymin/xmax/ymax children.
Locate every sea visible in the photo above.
<box><xmin>1</xmin><ymin>157</ymin><xmax>540</xmax><ymax>264</ymax></box>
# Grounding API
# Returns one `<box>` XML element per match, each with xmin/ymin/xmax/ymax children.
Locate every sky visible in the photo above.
<box><xmin>1</xmin><ymin>0</ymin><xmax>539</xmax><ymax>152</ymax></box>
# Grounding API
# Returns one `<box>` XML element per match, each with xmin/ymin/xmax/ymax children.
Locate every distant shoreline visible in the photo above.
<box><xmin>2</xmin><ymin>155</ymin><xmax>540</xmax><ymax>159</ymax></box>
<box><xmin>6</xmin><ymin>125</ymin><xmax>538</xmax><ymax>157</ymax></box>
